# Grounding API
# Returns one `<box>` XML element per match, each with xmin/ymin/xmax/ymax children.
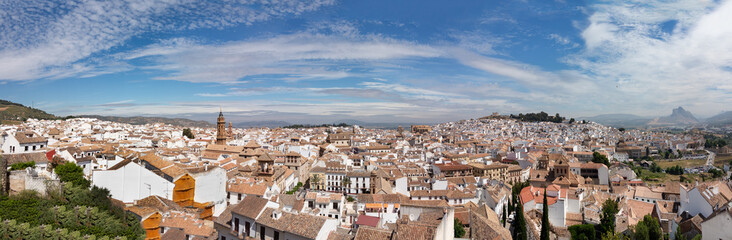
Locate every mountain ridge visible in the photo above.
<box><xmin>648</xmin><ymin>106</ymin><xmax>699</xmax><ymax>126</ymax></box>
<box><xmin>77</xmin><ymin>115</ymin><xmax>214</xmax><ymax>128</ymax></box>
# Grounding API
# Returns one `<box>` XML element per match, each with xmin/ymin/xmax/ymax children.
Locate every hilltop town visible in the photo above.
<box><xmin>1</xmin><ymin>111</ymin><xmax>730</xmax><ymax>240</ymax></box>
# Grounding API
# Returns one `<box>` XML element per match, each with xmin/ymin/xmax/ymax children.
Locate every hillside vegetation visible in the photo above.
<box><xmin>0</xmin><ymin>100</ymin><xmax>57</xmax><ymax>124</ymax></box>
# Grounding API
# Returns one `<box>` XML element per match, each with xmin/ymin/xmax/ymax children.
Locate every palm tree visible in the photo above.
<box><xmin>310</xmin><ymin>174</ymin><xmax>321</xmax><ymax>190</ymax></box>
<box><xmin>341</xmin><ymin>177</ymin><xmax>352</xmax><ymax>194</ymax></box>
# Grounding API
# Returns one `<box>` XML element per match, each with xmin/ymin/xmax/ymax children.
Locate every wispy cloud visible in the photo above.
<box><xmin>569</xmin><ymin>0</ymin><xmax>732</xmax><ymax>116</ymax></box>
<box><xmin>125</xmin><ymin>32</ymin><xmax>442</xmax><ymax>83</ymax></box>
<box><xmin>0</xmin><ymin>0</ymin><xmax>334</xmax><ymax>81</ymax></box>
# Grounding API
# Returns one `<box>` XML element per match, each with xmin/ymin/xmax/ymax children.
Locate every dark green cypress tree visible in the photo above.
<box><xmin>513</xmin><ymin>202</ymin><xmax>527</xmax><ymax>240</ymax></box>
<box><xmin>502</xmin><ymin>204</ymin><xmax>507</xmax><ymax>227</ymax></box>
<box><xmin>540</xmin><ymin>189</ymin><xmax>550</xmax><ymax>240</ymax></box>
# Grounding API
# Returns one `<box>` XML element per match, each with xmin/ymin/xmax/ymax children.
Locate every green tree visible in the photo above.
<box><xmin>635</xmin><ymin>215</ymin><xmax>661</xmax><ymax>240</ymax></box>
<box><xmin>601</xmin><ymin>230</ymin><xmax>630</xmax><ymax>240</ymax></box>
<box><xmin>674</xmin><ymin>225</ymin><xmax>686</xmax><ymax>240</ymax></box>
<box><xmin>599</xmin><ymin>198</ymin><xmax>619</xmax><ymax>236</ymax></box>
<box><xmin>502</xmin><ymin>204</ymin><xmax>507</xmax><ymax>227</ymax></box>
<box><xmin>182</xmin><ymin>128</ymin><xmax>195</xmax><ymax>139</ymax></box>
<box><xmin>513</xmin><ymin>202</ymin><xmax>528</xmax><ymax>240</ymax></box>
<box><xmin>454</xmin><ymin>219</ymin><xmax>465</xmax><ymax>238</ymax></box>
<box><xmin>708</xmin><ymin>168</ymin><xmax>725</xmax><ymax>178</ymax></box>
<box><xmin>593</xmin><ymin>152</ymin><xmax>610</xmax><ymax>167</ymax></box>
<box><xmin>569</xmin><ymin>118</ymin><xmax>575</xmax><ymax>124</ymax></box>
<box><xmin>341</xmin><ymin>177</ymin><xmax>352</xmax><ymax>194</ymax></box>
<box><xmin>54</xmin><ymin>162</ymin><xmax>90</xmax><ymax>189</ymax></box>
<box><xmin>10</xmin><ymin>161</ymin><xmax>35</xmax><ymax>171</ymax></box>
<box><xmin>310</xmin><ymin>174</ymin><xmax>321</xmax><ymax>190</ymax></box>
<box><xmin>541</xmin><ymin>189</ymin><xmax>550</xmax><ymax>240</ymax></box>
<box><xmin>568</xmin><ymin>224</ymin><xmax>595</xmax><ymax>240</ymax></box>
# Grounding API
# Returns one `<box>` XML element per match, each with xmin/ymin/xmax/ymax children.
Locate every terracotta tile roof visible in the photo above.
<box><xmin>161</xmin><ymin>228</ymin><xmax>186</xmax><ymax>240</ymax></box>
<box><xmin>231</xmin><ymin>196</ymin><xmax>269</xmax><ymax>219</ymax></box>
<box><xmin>633</xmin><ymin>186</ymin><xmax>662</xmax><ymax>200</ymax></box>
<box><xmin>140</xmin><ymin>153</ymin><xmax>187</xmax><ymax>178</ymax></box>
<box><xmin>469</xmin><ymin>204</ymin><xmax>510</xmax><ymax>240</ymax></box>
<box><xmin>227</xmin><ymin>179</ymin><xmax>270</xmax><ymax>196</ymax></box>
<box><xmin>1</xmin><ymin>152</ymin><xmax>49</xmax><ymax>165</ymax></box>
<box><xmin>205</xmin><ymin>144</ymin><xmax>244</xmax><ymax>153</ymax></box>
<box><xmin>355</xmin><ymin>215</ymin><xmax>380</xmax><ymax>227</ymax></box>
<box><xmin>626</xmin><ymin>199</ymin><xmax>655</xmax><ymax>226</ymax></box>
<box><xmin>257</xmin><ymin>208</ymin><xmax>329</xmax><ymax>239</ymax></box>
<box><xmin>135</xmin><ymin>195</ymin><xmax>186</xmax><ymax>213</ymax></box>
<box><xmin>354</xmin><ymin>226</ymin><xmax>392</xmax><ymax>240</ymax></box>
<box><xmin>14</xmin><ymin>132</ymin><xmax>47</xmax><ymax>144</ymax></box>
<box><xmin>126</xmin><ymin>206</ymin><xmax>158</xmax><ymax>219</ymax></box>
<box><xmin>393</xmin><ymin>223</ymin><xmax>434</xmax><ymax>240</ymax></box>
<box><xmin>159</xmin><ymin>211</ymin><xmax>215</xmax><ymax>237</ymax></box>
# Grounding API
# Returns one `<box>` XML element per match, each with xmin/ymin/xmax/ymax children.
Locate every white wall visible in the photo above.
<box><xmin>432</xmin><ymin>180</ymin><xmax>448</xmax><ymax>190</ymax></box>
<box><xmin>191</xmin><ymin>167</ymin><xmax>228</xmax><ymax>216</ymax></box>
<box><xmin>701</xmin><ymin>212</ymin><xmax>732</xmax><ymax>240</ymax></box>
<box><xmin>92</xmin><ymin>162</ymin><xmax>175</xmax><ymax>203</ymax></box>
<box><xmin>598</xmin><ymin>166</ymin><xmax>609</xmax><ymax>185</ymax></box>
<box><xmin>548</xmin><ymin>199</ymin><xmax>566</xmax><ymax>227</ymax></box>
<box><xmin>394</xmin><ymin>177</ymin><xmax>409</xmax><ymax>197</ymax></box>
<box><xmin>681</xmin><ymin>187</ymin><xmax>713</xmax><ymax>218</ymax></box>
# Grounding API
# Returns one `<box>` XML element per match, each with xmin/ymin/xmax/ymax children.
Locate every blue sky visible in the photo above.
<box><xmin>1</xmin><ymin>0</ymin><xmax>731</xmax><ymax>124</ymax></box>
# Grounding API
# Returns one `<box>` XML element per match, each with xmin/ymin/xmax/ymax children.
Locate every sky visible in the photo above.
<box><xmin>1</xmin><ymin>0</ymin><xmax>731</xmax><ymax>124</ymax></box>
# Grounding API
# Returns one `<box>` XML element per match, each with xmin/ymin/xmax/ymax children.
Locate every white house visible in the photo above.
<box><xmin>679</xmin><ymin>182</ymin><xmax>732</xmax><ymax>219</ymax></box>
<box><xmin>700</xmin><ymin>208</ymin><xmax>732</xmax><ymax>240</ymax></box>
<box><xmin>1</xmin><ymin>131</ymin><xmax>48</xmax><ymax>154</ymax></box>
<box><xmin>220</xmin><ymin>196</ymin><xmax>338</xmax><ymax>240</ymax></box>
<box><xmin>92</xmin><ymin>154</ymin><xmax>228</xmax><ymax>216</ymax></box>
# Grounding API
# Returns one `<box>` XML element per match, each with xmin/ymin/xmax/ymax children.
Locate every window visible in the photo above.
<box><xmin>221</xmin><ymin>237</ymin><xmax>226</xmax><ymax>240</ymax></box>
<box><xmin>227</xmin><ymin>192</ymin><xmax>230</xmax><ymax>199</ymax></box>
<box><xmin>260</xmin><ymin>226</ymin><xmax>265</xmax><ymax>240</ymax></box>
<box><xmin>234</xmin><ymin>218</ymin><xmax>239</xmax><ymax>232</ymax></box>
<box><xmin>274</xmin><ymin>231</ymin><xmax>279</xmax><ymax>240</ymax></box>
<box><xmin>333</xmin><ymin>202</ymin><xmax>339</xmax><ymax>209</ymax></box>
<box><xmin>25</xmin><ymin>146</ymin><xmax>29</xmax><ymax>151</ymax></box>
<box><xmin>32</xmin><ymin>145</ymin><xmax>36</xmax><ymax>150</ymax></box>
<box><xmin>238</xmin><ymin>193</ymin><xmax>242</xmax><ymax>200</ymax></box>
<box><xmin>309</xmin><ymin>201</ymin><xmax>314</xmax><ymax>208</ymax></box>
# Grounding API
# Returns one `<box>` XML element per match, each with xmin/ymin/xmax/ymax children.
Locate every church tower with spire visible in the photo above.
<box><xmin>216</xmin><ymin>109</ymin><xmax>227</xmax><ymax>145</ymax></box>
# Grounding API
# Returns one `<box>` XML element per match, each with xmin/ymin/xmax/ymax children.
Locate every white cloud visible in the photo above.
<box><xmin>0</xmin><ymin>0</ymin><xmax>334</xmax><ymax>81</ymax></box>
<box><xmin>570</xmin><ymin>0</ymin><xmax>732</xmax><ymax>116</ymax></box>
<box><xmin>125</xmin><ymin>33</ymin><xmax>443</xmax><ymax>83</ymax></box>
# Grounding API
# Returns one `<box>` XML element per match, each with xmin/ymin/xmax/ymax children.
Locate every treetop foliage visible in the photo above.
<box><xmin>510</xmin><ymin>112</ymin><xmax>566</xmax><ymax>123</ymax></box>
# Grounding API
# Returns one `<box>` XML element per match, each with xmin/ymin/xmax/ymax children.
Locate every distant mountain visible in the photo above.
<box><xmin>332</xmin><ymin>119</ymin><xmax>428</xmax><ymax>129</ymax></box>
<box><xmin>234</xmin><ymin>121</ymin><xmax>291</xmax><ymax>128</ymax></box>
<box><xmin>648</xmin><ymin>107</ymin><xmax>699</xmax><ymax>126</ymax></box>
<box><xmin>706</xmin><ymin>111</ymin><xmax>732</xmax><ymax>126</ymax></box>
<box><xmin>78</xmin><ymin>115</ymin><xmax>214</xmax><ymax>128</ymax></box>
<box><xmin>579</xmin><ymin>114</ymin><xmax>651</xmax><ymax>128</ymax></box>
<box><xmin>0</xmin><ymin>99</ymin><xmax>57</xmax><ymax>124</ymax></box>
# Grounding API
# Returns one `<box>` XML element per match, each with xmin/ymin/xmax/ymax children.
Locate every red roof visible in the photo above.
<box><xmin>46</xmin><ymin>149</ymin><xmax>56</xmax><ymax>161</ymax></box>
<box><xmin>519</xmin><ymin>186</ymin><xmax>559</xmax><ymax>206</ymax></box>
<box><xmin>355</xmin><ymin>215</ymin><xmax>380</xmax><ymax>227</ymax></box>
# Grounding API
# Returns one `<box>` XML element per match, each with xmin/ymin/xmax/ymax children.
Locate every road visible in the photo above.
<box><xmin>705</xmin><ymin>150</ymin><xmax>715</xmax><ymax>167</ymax></box>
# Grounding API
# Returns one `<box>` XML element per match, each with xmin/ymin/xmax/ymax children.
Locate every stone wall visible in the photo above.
<box><xmin>8</xmin><ymin>168</ymin><xmax>61</xmax><ymax>196</ymax></box>
<box><xmin>0</xmin><ymin>157</ymin><xmax>7</xmax><ymax>195</ymax></box>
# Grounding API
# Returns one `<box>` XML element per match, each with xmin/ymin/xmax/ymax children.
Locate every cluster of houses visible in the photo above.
<box><xmin>0</xmin><ymin>114</ymin><xmax>729</xmax><ymax>240</ymax></box>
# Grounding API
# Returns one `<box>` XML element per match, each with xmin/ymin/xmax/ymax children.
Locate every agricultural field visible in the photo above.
<box><xmin>654</xmin><ymin>158</ymin><xmax>707</xmax><ymax>169</ymax></box>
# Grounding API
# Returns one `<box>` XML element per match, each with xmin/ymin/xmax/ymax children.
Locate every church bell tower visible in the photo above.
<box><xmin>216</xmin><ymin>109</ymin><xmax>227</xmax><ymax>145</ymax></box>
